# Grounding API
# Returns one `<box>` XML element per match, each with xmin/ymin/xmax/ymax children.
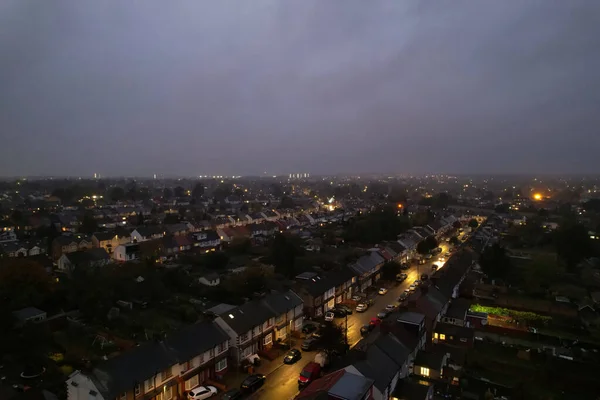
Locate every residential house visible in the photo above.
<box><xmin>165</xmin><ymin>223</ymin><xmax>189</xmax><ymax>236</ymax></box>
<box><xmin>130</xmin><ymin>226</ymin><xmax>165</xmax><ymax>243</ymax></box>
<box><xmin>349</xmin><ymin>251</ymin><xmax>385</xmax><ymax>292</ymax></box>
<box><xmin>211</xmin><ymin>301</ymin><xmax>277</xmax><ymax>365</ymax></box>
<box><xmin>161</xmin><ymin>235</ymin><xmax>192</xmax><ymax>256</ymax></box>
<box><xmin>294</xmin><ymin>369</ymin><xmax>374</xmax><ymax>400</ymax></box>
<box><xmin>92</xmin><ymin>232</ymin><xmax>129</xmax><ymax>255</ymax></box>
<box><xmin>390</xmin><ymin>379</ymin><xmax>434</xmax><ymax>400</ymax></box>
<box><xmin>52</xmin><ymin>234</ymin><xmax>92</xmax><ymax>260</ymax></box>
<box><xmin>412</xmin><ymin>350</ymin><xmax>449</xmax><ymax>380</ymax></box>
<box><xmin>1</xmin><ymin>240</ymin><xmax>46</xmax><ymax>257</ymax></box>
<box><xmin>394</xmin><ymin>311</ymin><xmax>428</xmax><ymax>351</ymax></box>
<box><xmin>408</xmin><ymin>286</ymin><xmax>450</xmax><ymax>340</ymax></box>
<box><xmin>211</xmin><ymin>290</ymin><xmax>304</xmax><ymax>365</ymax></box>
<box><xmin>295</xmin><ymin>269</ymin><xmax>356</xmax><ymax>318</ymax></box>
<box><xmin>383</xmin><ymin>241</ymin><xmax>408</xmax><ymax>263</ymax></box>
<box><xmin>426</xmin><ymin>220</ymin><xmax>446</xmax><ymax>239</ymax></box>
<box><xmin>198</xmin><ymin>273</ymin><xmax>220</xmax><ymax>287</ymax></box>
<box><xmin>442</xmin><ymin>298</ymin><xmax>471</xmax><ymax>327</ymax></box>
<box><xmin>432</xmin><ymin>323</ymin><xmax>474</xmax><ymax>347</ymax></box>
<box><xmin>191</xmin><ymin>230</ymin><xmax>221</xmax><ymax>250</ymax></box>
<box><xmin>0</xmin><ymin>229</ymin><xmax>17</xmax><ymax>243</ymax></box>
<box><xmin>113</xmin><ymin>243</ymin><xmax>141</xmax><ymax>262</ymax></box>
<box><xmin>66</xmin><ymin>321</ymin><xmax>230</xmax><ymax>400</ymax></box>
<box><xmin>57</xmin><ymin>248</ymin><xmax>111</xmax><ymax>273</ymax></box>
<box><xmin>12</xmin><ymin>307</ymin><xmax>47</xmax><ymax>325</ymax></box>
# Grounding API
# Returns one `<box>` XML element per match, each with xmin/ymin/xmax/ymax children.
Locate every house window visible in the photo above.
<box><xmin>240</xmin><ymin>333</ymin><xmax>249</xmax><ymax>343</ymax></box>
<box><xmin>145</xmin><ymin>379</ymin><xmax>154</xmax><ymax>391</ymax></box>
<box><xmin>157</xmin><ymin>386</ymin><xmax>172</xmax><ymax>400</ymax></box>
<box><xmin>434</xmin><ymin>333</ymin><xmax>439</xmax><ymax>339</ymax></box>
<box><xmin>215</xmin><ymin>358</ymin><xmax>227</xmax><ymax>372</ymax></box>
<box><xmin>209</xmin><ymin>348</ymin><xmax>214</xmax><ymax>357</ymax></box>
<box><xmin>276</xmin><ymin>314</ymin><xmax>285</xmax><ymax>325</ymax></box>
<box><xmin>218</xmin><ymin>342</ymin><xmax>227</xmax><ymax>353</ymax></box>
<box><xmin>263</xmin><ymin>333</ymin><xmax>273</xmax><ymax>346</ymax></box>
<box><xmin>134</xmin><ymin>384</ymin><xmax>141</xmax><ymax>396</ymax></box>
<box><xmin>184</xmin><ymin>375</ymin><xmax>199</xmax><ymax>390</ymax></box>
<box><xmin>161</xmin><ymin>367</ymin><xmax>173</xmax><ymax>381</ymax></box>
<box><xmin>439</xmin><ymin>334</ymin><xmax>446</xmax><ymax>341</ymax></box>
<box><xmin>421</xmin><ymin>367</ymin><xmax>430</xmax><ymax>377</ymax></box>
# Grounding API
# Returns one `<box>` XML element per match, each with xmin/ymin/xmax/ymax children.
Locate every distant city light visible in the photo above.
<box><xmin>533</xmin><ymin>193</ymin><xmax>542</xmax><ymax>200</ymax></box>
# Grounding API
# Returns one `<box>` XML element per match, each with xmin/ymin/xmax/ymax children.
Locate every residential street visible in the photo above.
<box><xmin>244</xmin><ymin>242</ymin><xmax>450</xmax><ymax>400</ymax></box>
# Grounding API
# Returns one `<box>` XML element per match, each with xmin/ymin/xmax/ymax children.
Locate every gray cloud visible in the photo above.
<box><xmin>1</xmin><ymin>0</ymin><xmax>599</xmax><ymax>176</ymax></box>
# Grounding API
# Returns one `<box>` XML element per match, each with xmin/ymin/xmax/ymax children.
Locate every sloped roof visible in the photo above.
<box><xmin>262</xmin><ymin>290</ymin><xmax>303</xmax><ymax>315</ymax></box>
<box><xmin>216</xmin><ymin>300</ymin><xmax>277</xmax><ymax>335</ymax></box>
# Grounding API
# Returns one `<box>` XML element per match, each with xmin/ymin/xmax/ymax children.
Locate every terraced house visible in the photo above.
<box><xmin>66</xmin><ymin>321</ymin><xmax>229</xmax><ymax>400</ymax></box>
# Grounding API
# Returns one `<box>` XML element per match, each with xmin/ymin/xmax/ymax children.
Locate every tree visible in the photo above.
<box><xmin>479</xmin><ymin>244</ymin><xmax>511</xmax><ymax>281</ymax></box>
<box><xmin>79</xmin><ymin>211</ymin><xmax>98</xmax><ymax>234</ymax></box>
<box><xmin>279</xmin><ymin>196</ymin><xmax>296</xmax><ymax>209</ymax></box>
<box><xmin>416</xmin><ymin>236</ymin><xmax>438</xmax><ymax>255</ymax></box>
<box><xmin>174</xmin><ymin>186</ymin><xmax>186</xmax><ymax>198</ymax></box>
<box><xmin>163</xmin><ymin>187</ymin><xmax>173</xmax><ymax>199</ymax></box>
<box><xmin>468</xmin><ymin>219</ymin><xmax>479</xmax><ymax>229</ymax></box>
<box><xmin>205</xmin><ymin>252</ymin><xmax>229</xmax><ymax>270</ymax></box>
<box><xmin>520</xmin><ymin>255</ymin><xmax>564</xmax><ymax>295</ymax></box>
<box><xmin>163</xmin><ymin>214</ymin><xmax>180</xmax><ymax>224</ymax></box>
<box><xmin>191</xmin><ymin>182</ymin><xmax>204</xmax><ymax>199</ymax></box>
<box><xmin>554</xmin><ymin>222</ymin><xmax>594</xmax><ymax>271</ymax></box>
<box><xmin>270</xmin><ymin>234</ymin><xmax>298</xmax><ymax>278</ymax></box>
<box><xmin>109</xmin><ymin>187</ymin><xmax>125</xmax><ymax>202</ymax></box>
<box><xmin>344</xmin><ymin>207</ymin><xmax>411</xmax><ymax>244</ymax></box>
<box><xmin>381</xmin><ymin>261</ymin><xmax>401</xmax><ymax>281</ymax></box>
<box><xmin>317</xmin><ymin>322</ymin><xmax>347</xmax><ymax>352</ymax></box>
<box><xmin>0</xmin><ymin>259</ymin><xmax>53</xmax><ymax>309</ymax></box>
<box><xmin>494</xmin><ymin>203</ymin><xmax>510</xmax><ymax>214</ymax></box>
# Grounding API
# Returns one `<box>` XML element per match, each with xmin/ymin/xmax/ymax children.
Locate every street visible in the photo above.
<box><xmin>246</xmin><ymin>241</ymin><xmax>451</xmax><ymax>400</ymax></box>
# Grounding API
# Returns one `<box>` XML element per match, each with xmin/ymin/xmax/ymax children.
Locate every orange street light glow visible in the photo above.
<box><xmin>533</xmin><ymin>193</ymin><xmax>542</xmax><ymax>200</ymax></box>
<box><xmin>397</xmin><ymin>203</ymin><xmax>403</xmax><ymax>208</ymax></box>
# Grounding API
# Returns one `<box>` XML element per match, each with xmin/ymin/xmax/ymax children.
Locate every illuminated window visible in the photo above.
<box><xmin>434</xmin><ymin>333</ymin><xmax>439</xmax><ymax>339</ymax></box>
<box><xmin>440</xmin><ymin>334</ymin><xmax>446</xmax><ymax>341</ymax></box>
<box><xmin>421</xmin><ymin>367</ymin><xmax>430</xmax><ymax>377</ymax></box>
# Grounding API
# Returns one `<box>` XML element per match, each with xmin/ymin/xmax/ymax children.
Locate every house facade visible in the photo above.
<box><xmin>66</xmin><ymin>321</ymin><xmax>230</xmax><ymax>400</ymax></box>
<box><xmin>113</xmin><ymin>243</ymin><xmax>141</xmax><ymax>262</ymax></box>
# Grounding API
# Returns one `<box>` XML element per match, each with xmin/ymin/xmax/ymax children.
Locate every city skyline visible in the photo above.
<box><xmin>1</xmin><ymin>1</ymin><xmax>599</xmax><ymax>176</ymax></box>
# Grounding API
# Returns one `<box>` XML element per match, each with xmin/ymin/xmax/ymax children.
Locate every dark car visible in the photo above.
<box><xmin>301</xmin><ymin>337</ymin><xmax>319</xmax><ymax>351</ymax></box>
<box><xmin>240</xmin><ymin>374</ymin><xmax>266</xmax><ymax>393</ymax></box>
<box><xmin>431</xmin><ymin>264</ymin><xmax>438</xmax><ymax>271</ymax></box>
<box><xmin>421</xmin><ymin>273</ymin><xmax>429</xmax><ymax>281</ymax></box>
<box><xmin>398</xmin><ymin>292</ymin><xmax>409</xmax><ymax>302</ymax></box>
<box><xmin>360</xmin><ymin>324</ymin><xmax>375</xmax><ymax>336</ymax></box>
<box><xmin>221</xmin><ymin>388</ymin><xmax>243</xmax><ymax>400</ymax></box>
<box><xmin>284</xmin><ymin>349</ymin><xmax>302</xmax><ymax>364</ymax></box>
<box><xmin>400</xmin><ymin>263</ymin><xmax>410</xmax><ymax>270</ymax></box>
<box><xmin>377</xmin><ymin>309</ymin><xmax>391</xmax><ymax>319</ymax></box>
<box><xmin>302</xmin><ymin>324</ymin><xmax>318</xmax><ymax>334</ymax></box>
<box><xmin>336</xmin><ymin>304</ymin><xmax>353</xmax><ymax>315</ymax></box>
<box><xmin>331</xmin><ymin>308</ymin><xmax>347</xmax><ymax>318</ymax></box>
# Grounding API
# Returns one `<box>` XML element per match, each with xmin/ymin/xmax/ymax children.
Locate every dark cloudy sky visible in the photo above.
<box><xmin>1</xmin><ymin>1</ymin><xmax>599</xmax><ymax>177</ymax></box>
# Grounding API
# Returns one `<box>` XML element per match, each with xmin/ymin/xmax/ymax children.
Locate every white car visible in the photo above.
<box><xmin>324</xmin><ymin>312</ymin><xmax>335</xmax><ymax>321</ymax></box>
<box><xmin>378</xmin><ymin>288</ymin><xmax>388</xmax><ymax>295</ymax></box>
<box><xmin>409</xmin><ymin>284</ymin><xmax>416</xmax><ymax>292</ymax></box>
<box><xmin>356</xmin><ymin>303</ymin><xmax>368</xmax><ymax>312</ymax></box>
<box><xmin>188</xmin><ymin>385</ymin><xmax>217</xmax><ymax>400</ymax></box>
<box><xmin>385</xmin><ymin>304</ymin><xmax>396</xmax><ymax>311</ymax></box>
<box><xmin>352</xmin><ymin>294</ymin><xmax>363</xmax><ymax>302</ymax></box>
<box><xmin>414</xmin><ymin>280</ymin><xmax>421</xmax><ymax>287</ymax></box>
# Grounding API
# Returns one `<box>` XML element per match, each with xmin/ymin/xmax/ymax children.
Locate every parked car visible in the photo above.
<box><xmin>431</xmin><ymin>264</ymin><xmax>439</xmax><ymax>271</ymax></box>
<box><xmin>324</xmin><ymin>312</ymin><xmax>335</xmax><ymax>322</ymax></box>
<box><xmin>386</xmin><ymin>304</ymin><xmax>396</xmax><ymax>311</ymax></box>
<box><xmin>369</xmin><ymin>317</ymin><xmax>382</xmax><ymax>326</ymax></box>
<box><xmin>331</xmin><ymin>308</ymin><xmax>347</xmax><ymax>317</ymax></box>
<box><xmin>409</xmin><ymin>284</ymin><xmax>416</xmax><ymax>292</ymax></box>
<box><xmin>351</xmin><ymin>294</ymin><xmax>363</xmax><ymax>302</ymax></box>
<box><xmin>301</xmin><ymin>337</ymin><xmax>319</xmax><ymax>351</ymax></box>
<box><xmin>284</xmin><ymin>349</ymin><xmax>302</xmax><ymax>364</ymax></box>
<box><xmin>356</xmin><ymin>303</ymin><xmax>368</xmax><ymax>312</ymax></box>
<box><xmin>298</xmin><ymin>362</ymin><xmax>322</xmax><ymax>387</ymax></box>
<box><xmin>378</xmin><ymin>288</ymin><xmax>388</xmax><ymax>295</ymax></box>
<box><xmin>221</xmin><ymin>389</ymin><xmax>243</xmax><ymax>400</ymax></box>
<box><xmin>188</xmin><ymin>386</ymin><xmax>217</xmax><ymax>400</ymax></box>
<box><xmin>404</xmin><ymin>288</ymin><xmax>411</xmax><ymax>294</ymax></box>
<box><xmin>302</xmin><ymin>323</ymin><xmax>318</xmax><ymax>334</ymax></box>
<box><xmin>360</xmin><ymin>324</ymin><xmax>375</xmax><ymax>336</ymax></box>
<box><xmin>398</xmin><ymin>292</ymin><xmax>409</xmax><ymax>302</ymax></box>
<box><xmin>377</xmin><ymin>309</ymin><xmax>391</xmax><ymax>319</ymax></box>
<box><xmin>444</xmin><ymin>252</ymin><xmax>452</xmax><ymax>257</ymax></box>
<box><xmin>414</xmin><ymin>280</ymin><xmax>421</xmax><ymax>287</ymax></box>
<box><xmin>400</xmin><ymin>263</ymin><xmax>410</xmax><ymax>270</ymax></box>
<box><xmin>396</xmin><ymin>273</ymin><xmax>408</xmax><ymax>282</ymax></box>
<box><xmin>240</xmin><ymin>374</ymin><xmax>266</xmax><ymax>393</ymax></box>
<box><xmin>336</xmin><ymin>304</ymin><xmax>353</xmax><ymax>315</ymax></box>
<box><xmin>424</xmin><ymin>253</ymin><xmax>433</xmax><ymax>260</ymax></box>
<box><xmin>418</xmin><ymin>258</ymin><xmax>426</xmax><ymax>265</ymax></box>
<box><xmin>420</xmin><ymin>274</ymin><xmax>429</xmax><ymax>281</ymax></box>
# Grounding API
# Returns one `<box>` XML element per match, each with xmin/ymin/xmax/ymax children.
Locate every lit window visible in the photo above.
<box><xmin>421</xmin><ymin>367</ymin><xmax>430</xmax><ymax>377</ymax></box>
<box><xmin>440</xmin><ymin>334</ymin><xmax>446</xmax><ymax>341</ymax></box>
<box><xmin>434</xmin><ymin>333</ymin><xmax>439</xmax><ymax>339</ymax></box>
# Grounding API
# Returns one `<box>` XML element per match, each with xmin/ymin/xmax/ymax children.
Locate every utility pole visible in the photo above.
<box><xmin>345</xmin><ymin>313</ymin><xmax>348</xmax><ymax>347</ymax></box>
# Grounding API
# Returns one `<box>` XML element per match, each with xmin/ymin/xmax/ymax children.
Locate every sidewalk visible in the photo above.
<box><xmin>217</xmin><ymin>348</ymin><xmax>288</xmax><ymax>397</ymax></box>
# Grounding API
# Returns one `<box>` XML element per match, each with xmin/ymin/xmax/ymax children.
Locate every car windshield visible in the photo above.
<box><xmin>300</xmin><ymin>370</ymin><xmax>312</xmax><ymax>378</ymax></box>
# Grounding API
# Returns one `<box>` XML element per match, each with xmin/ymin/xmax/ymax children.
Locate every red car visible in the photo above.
<box><xmin>298</xmin><ymin>362</ymin><xmax>322</xmax><ymax>387</ymax></box>
<box><xmin>369</xmin><ymin>317</ymin><xmax>382</xmax><ymax>326</ymax></box>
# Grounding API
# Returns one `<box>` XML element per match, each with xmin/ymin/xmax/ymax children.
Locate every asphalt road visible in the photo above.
<box><xmin>248</xmin><ymin>242</ymin><xmax>452</xmax><ymax>400</ymax></box>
